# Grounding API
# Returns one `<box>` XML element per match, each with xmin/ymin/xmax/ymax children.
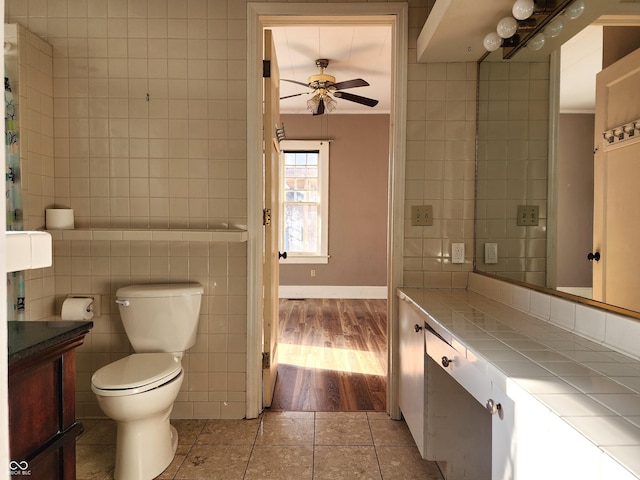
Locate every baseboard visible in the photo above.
<box><xmin>279</xmin><ymin>285</ymin><xmax>387</xmax><ymax>299</ymax></box>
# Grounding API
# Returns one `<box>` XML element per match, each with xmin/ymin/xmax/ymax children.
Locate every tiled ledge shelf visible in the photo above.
<box><xmin>46</xmin><ymin>229</ymin><xmax>248</xmax><ymax>243</ymax></box>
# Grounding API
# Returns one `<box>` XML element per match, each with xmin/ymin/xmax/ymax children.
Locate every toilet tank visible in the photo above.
<box><xmin>115</xmin><ymin>283</ymin><xmax>204</xmax><ymax>353</ymax></box>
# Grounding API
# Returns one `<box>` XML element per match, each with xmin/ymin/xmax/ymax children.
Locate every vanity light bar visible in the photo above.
<box><xmin>483</xmin><ymin>0</ymin><xmax>585</xmax><ymax>59</ymax></box>
<box><xmin>602</xmin><ymin>120</ymin><xmax>640</xmax><ymax>145</ymax></box>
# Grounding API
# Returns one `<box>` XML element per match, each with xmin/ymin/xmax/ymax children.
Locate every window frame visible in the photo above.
<box><xmin>278</xmin><ymin>140</ymin><xmax>330</xmax><ymax>264</ymax></box>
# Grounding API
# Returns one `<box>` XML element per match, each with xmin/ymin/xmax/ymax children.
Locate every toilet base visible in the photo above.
<box><xmin>92</xmin><ymin>369</ymin><xmax>184</xmax><ymax>480</ymax></box>
<box><xmin>114</xmin><ymin>413</ymin><xmax>178</xmax><ymax>480</ymax></box>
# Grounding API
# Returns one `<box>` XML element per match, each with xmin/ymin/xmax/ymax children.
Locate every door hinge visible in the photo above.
<box><xmin>263</xmin><ymin>60</ymin><xmax>271</xmax><ymax>78</ymax></box>
<box><xmin>263</xmin><ymin>208</ymin><xmax>271</xmax><ymax>226</ymax></box>
<box><xmin>262</xmin><ymin>352</ymin><xmax>270</xmax><ymax>369</ymax></box>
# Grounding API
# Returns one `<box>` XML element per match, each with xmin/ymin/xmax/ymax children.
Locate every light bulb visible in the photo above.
<box><xmin>564</xmin><ymin>0</ymin><xmax>585</xmax><ymax>20</ymax></box>
<box><xmin>483</xmin><ymin>32</ymin><xmax>502</xmax><ymax>52</ymax></box>
<box><xmin>497</xmin><ymin>17</ymin><xmax>518</xmax><ymax>39</ymax></box>
<box><xmin>545</xmin><ymin>16</ymin><xmax>564</xmax><ymax>38</ymax></box>
<box><xmin>512</xmin><ymin>0</ymin><xmax>534</xmax><ymax>21</ymax></box>
<box><xmin>527</xmin><ymin>32</ymin><xmax>546</xmax><ymax>51</ymax></box>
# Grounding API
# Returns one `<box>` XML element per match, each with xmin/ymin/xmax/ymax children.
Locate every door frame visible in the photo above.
<box><xmin>246</xmin><ymin>2</ymin><xmax>408</xmax><ymax>419</ymax></box>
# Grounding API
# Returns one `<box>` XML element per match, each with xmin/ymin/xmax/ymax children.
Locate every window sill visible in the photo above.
<box><xmin>280</xmin><ymin>255</ymin><xmax>329</xmax><ymax>265</ymax></box>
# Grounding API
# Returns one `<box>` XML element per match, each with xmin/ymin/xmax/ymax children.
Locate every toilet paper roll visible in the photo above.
<box><xmin>46</xmin><ymin>208</ymin><xmax>74</xmax><ymax>230</ymax></box>
<box><xmin>61</xmin><ymin>297</ymin><xmax>94</xmax><ymax>321</ymax></box>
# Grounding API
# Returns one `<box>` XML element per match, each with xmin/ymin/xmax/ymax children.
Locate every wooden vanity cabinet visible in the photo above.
<box><xmin>8</xmin><ymin>321</ymin><xmax>92</xmax><ymax>479</ymax></box>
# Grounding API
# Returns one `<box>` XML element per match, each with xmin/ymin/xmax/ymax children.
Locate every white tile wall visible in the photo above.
<box><xmin>469</xmin><ymin>273</ymin><xmax>640</xmax><ymax>361</ymax></box>
<box><xmin>5</xmin><ymin>24</ymin><xmax>56</xmax><ymax>320</ymax></box>
<box><xmin>403</xmin><ymin>61</ymin><xmax>476</xmax><ymax>289</ymax></box>
<box><xmin>6</xmin><ymin>0</ymin><xmax>445</xmax><ymax>420</ymax></box>
<box><xmin>476</xmin><ymin>59</ymin><xmax>550</xmax><ymax>287</ymax></box>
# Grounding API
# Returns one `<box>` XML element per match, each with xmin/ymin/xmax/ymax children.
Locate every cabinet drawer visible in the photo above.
<box><xmin>425</xmin><ymin>328</ymin><xmax>492</xmax><ymax>409</ymax></box>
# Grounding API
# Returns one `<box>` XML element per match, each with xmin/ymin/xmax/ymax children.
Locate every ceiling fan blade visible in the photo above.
<box><xmin>332</xmin><ymin>78</ymin><xmax>369</xmax><ymax>90</ymax></box>
<box><xmin>281</xmin><ymin>78</ymin><xmax>310</xmax><ymax>88</ymax></box>
<box><xmin>333</xmin><ymin>91</ymin><xmax>379</xmax><ymax>108</ymax></box>
<box><xmin>280</xmin><ymin>92</ymin><xmax>309</xmax><ymax>100</ymax></box>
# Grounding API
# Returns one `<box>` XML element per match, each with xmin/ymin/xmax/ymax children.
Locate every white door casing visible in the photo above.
<box><xmin>246</xmin><ymin>2</ymin><xmax>408</xmax><ymax>419</ymax></box>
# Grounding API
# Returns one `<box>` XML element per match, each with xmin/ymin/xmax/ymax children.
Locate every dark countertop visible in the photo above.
<box><xmin>8</xmin><ymin>320</ymin><xmax>93</xmax><ymax>365</ymax></box>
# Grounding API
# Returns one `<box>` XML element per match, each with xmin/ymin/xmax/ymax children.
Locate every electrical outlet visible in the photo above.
<box><xmin>452</xmin><ymin>243</ymin><xmax>465</xmax><ymax>264</ymax></box>
<box><xmin>310</xmin><ymin>269</ymin><xmax>316</xmax><ymax>277</ymax></box>
<box><xmin>411</xmin><ymin>205</ymin><xmax>433</xmax><ymax>226</ymax></box>
<box><xmin>516</xmin><ymin>205</ymin><xmax>539</xmax><ymax>226</ymax></box>
<box><xmin>485</xmin><ymin>243</ymin><xmax>498</xmax><ymax>264</ymax></box>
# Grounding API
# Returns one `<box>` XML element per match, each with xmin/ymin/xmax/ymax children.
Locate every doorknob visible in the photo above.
<box><xmin>587</xmin><ymin>252</ymin><xmax>601</xmax><ymax>262</ymax></box>
<box><xmin>278</xmin><ymin>251</ymin><xmax>287</xmax><ymax>259</ymax></box>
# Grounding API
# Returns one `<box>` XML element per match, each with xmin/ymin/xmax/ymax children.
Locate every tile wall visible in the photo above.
<box><xmin>469</xmin><ymin>272</ymin><xmax>640</xmax><ymax>361</ymax></box>
<box><xmin>5</xmin><ymin>23</ymin><xmax>56</xmax><ymax>320</ymax></box>
<box><xmin>475</xmin><ymin>59</ymin><xmax>550</xmax><ymax>287</ymax></box>
<box><xmin>403</xmin><ymin>61</ymin><xmax>477</xmax><ymax>289</ymax></box>
<box><xmin>5</xmin><ymin>0</ymin><xmax>475</xmax><ymax>418</ymax></box>
<box><xmin>5</xmin><ymin>0</ymin><xmax>250</xmax><ymax>419</ymax></box>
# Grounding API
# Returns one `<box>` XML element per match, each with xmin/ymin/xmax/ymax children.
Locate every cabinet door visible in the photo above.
<box><xmin>398</xmin><ymin>299</ymin><xmax>426</xmax><ymax>457</ymax></box>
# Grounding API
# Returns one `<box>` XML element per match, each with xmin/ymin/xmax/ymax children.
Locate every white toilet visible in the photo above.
<box><xmin>91</xmin><ymin>283</ymin><xmax>204</xmax><ymax>480</ymax></box>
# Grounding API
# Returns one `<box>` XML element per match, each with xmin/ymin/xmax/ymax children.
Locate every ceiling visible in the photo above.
<box><xmin>269</xmin><ymin>1</ymin><xmax>640</xmax><ymax>116</ymax></box>
<box><xmin>417</xmin><ymin>0</ymin><xmax>636</xmax><ymax>63</ymax></box>
<box><xmin>270</xmin><ymin>25</ymin><xmax>392</xmax><ymax>115</ymax></box>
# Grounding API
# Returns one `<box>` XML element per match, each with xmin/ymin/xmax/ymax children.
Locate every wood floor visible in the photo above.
<box><xmin>270</xmin><ymin>298</ymin><xmax>387</xmax><ymax>412</ymax></box>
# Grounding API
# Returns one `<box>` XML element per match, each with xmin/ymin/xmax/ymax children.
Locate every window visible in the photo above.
<box><xmin>279</xmin><ymin>140</ymin><xmax>329</xmax><ymax>264</ymax></box>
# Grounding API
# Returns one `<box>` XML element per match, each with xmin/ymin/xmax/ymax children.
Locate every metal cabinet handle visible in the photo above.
<box><xmin>414</xmin><ymin>324</ymin><xmax>423</xmax><ymax>333</ymax></box>
<box><xmin>115</xmin><ymin>299</ymin><xmax>130</xmax><ymax>307</ymax></box>
<box><xmin>441</xmin><ymin>356</ymin><xmax>453</xmax><ymax>368</ymax></box>
<box><xmin>486</xmin><ymin>398</ymin><xmax>502</xmax><ymax>415</ymax></box>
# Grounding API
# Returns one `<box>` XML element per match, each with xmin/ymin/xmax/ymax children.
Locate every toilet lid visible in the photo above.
<box><xmin>91</xmin><ymin>353</ymin><xmax>181</xmax><ymax>395</ymax></box>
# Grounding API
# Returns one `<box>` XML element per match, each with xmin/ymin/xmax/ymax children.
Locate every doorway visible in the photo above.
<box><xmin>246</xmin><ymin>3</ymin><xmax>408</xmax><ymax>420</ymax></box>
<box><xmin>272</xmin><ymin>101</ymin><xmax>391</xmax><ymax>411</ymax></box>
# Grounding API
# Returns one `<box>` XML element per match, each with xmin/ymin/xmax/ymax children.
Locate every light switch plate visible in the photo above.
<box><xmin>485</xmin><ymin>243</ymin><xmax>498</xmax><ymax>264</ymax></box>
<box><xmin>411</xmin><ymin>205</ymin><xmax>433</xmax><ymax>226</ymax></box>
<box><xmin>517</xmin><ymin>205</ymin><xmax>539</xmax><ymax>226</ymax></box>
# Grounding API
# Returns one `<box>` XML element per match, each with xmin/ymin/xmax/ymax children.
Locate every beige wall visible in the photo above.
<box><xmin>5</xmin><ymin>0</ymin><xmax>475</xmax><ymax>419</ymax></box>
<box><xmin>556</xmin><ymin>113</ymin><xmax>594</xmax><ymax>288</ymax></box>
<box><xmin>279</xmin><ymin>114</ymin><xmax>388</xmax><ymax>288</ymax></box>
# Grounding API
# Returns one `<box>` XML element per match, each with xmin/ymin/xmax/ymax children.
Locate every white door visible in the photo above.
<box><xmin>593</xmin><ymin>47</ymin><xmax>640</xmax><ymax>312</ymax></box>
<box><xmin>262</xmin><ymin>29</ymin><xmax>281</xmax><ymax>407</ymax></box>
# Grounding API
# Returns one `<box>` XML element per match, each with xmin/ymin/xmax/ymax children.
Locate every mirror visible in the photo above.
<box><xmin>475</xmin><ymin>0</ymin><xmax>640</xmax><ymax>317</ymax></box>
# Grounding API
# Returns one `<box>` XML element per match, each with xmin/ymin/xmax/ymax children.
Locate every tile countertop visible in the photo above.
<box><xmin>398</xmin><ymin>287</ymin><xmax>640</xmax><ymax>479</ymax></box>
<box><xmin>8</xmin><ymin>320</ymin><xmax>94</xmax><ymax>365</ymax></box>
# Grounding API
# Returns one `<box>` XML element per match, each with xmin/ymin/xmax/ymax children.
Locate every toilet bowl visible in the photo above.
<box><xmin>91</xmin><ymin>283</ymin><xmax>203</xmax><ymax>480</ymax></box>
<box><xmin>92</xmin><ymin>354</ymin><xmax>184</xmax><ymax>479</ymax></box>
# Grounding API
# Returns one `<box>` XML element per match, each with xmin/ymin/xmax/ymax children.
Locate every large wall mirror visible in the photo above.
<box><xmin>475</xmin><ymin>0</ymin><xmax>640</xmax><ymax>317</ymax></box>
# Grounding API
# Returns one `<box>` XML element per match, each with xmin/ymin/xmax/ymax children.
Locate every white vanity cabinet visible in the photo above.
<box><xmin>399</xmin><ymin>293</ymin><xmax>510</xmax><ymax>480</ymax></box>
<box><xmin>398</xmin><ymin>297</ymin><xmax>427</xmax><ymax>456</ymax></box>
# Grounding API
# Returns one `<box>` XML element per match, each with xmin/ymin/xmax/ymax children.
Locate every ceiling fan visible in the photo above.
<box><xmin>280</xmin><ymin>59</ymin><xmax>379</xmax><ymax>115</ymax></box>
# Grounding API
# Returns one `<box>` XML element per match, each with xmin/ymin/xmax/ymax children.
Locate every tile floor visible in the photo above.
<box><xmin>76</xmin><ymin>411</ymin><xmax>444</xmax><ymax>480</ymax></box>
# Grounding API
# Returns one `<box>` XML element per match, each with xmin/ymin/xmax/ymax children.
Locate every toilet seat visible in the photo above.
<box><xmin>91</xmin><ymin>353</ymin><xmax>181</xmax><ymax>397</ymax></box>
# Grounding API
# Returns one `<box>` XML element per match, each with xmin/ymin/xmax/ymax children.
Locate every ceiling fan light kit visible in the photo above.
<box><xmin>281</xmin><ymin>58</ymin><xmax>379</xmax><ymax>115</ymax></box>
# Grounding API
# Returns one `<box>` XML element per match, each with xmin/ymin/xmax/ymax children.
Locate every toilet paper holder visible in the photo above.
<box><xmin>63</xmin><ymin>295</ymin><xmax>100</xmax><ymax>318</ymax></box>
